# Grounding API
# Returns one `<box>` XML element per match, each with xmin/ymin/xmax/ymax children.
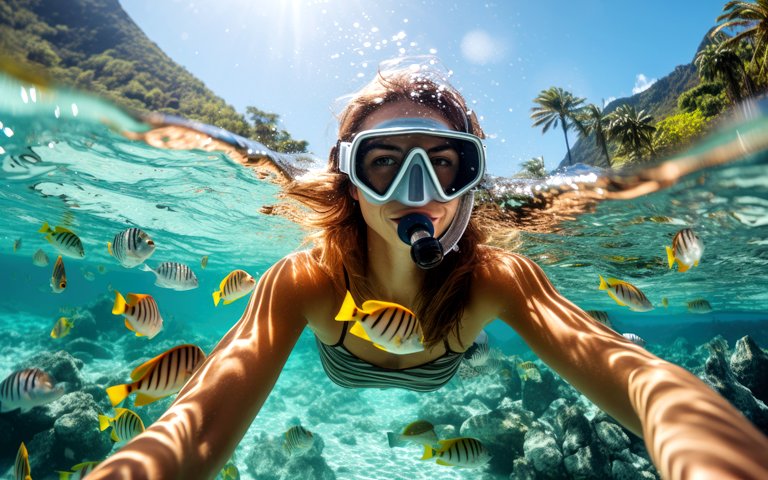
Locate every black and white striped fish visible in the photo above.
<box><xmin>387</xmin><ymin>420</ymin><xmax>438</xmax><ymax>448</ymax></box>
<box><xmin>105</xmin><ymin>344</ymin><xmax>206</xmax><ymax>407</ymax></box>
<box><xmin>39</xmin><ymin>222</ymin><xmax>85</xmax><ymax>258</ymax></box>
<box><xmin>0</xmin><ymin>368</ymin><xmax>65</xmax><ymax>413</ymax></box>
<box><xmin>335</xmin><ymin>291</ymin><xmax>423</xmax><ymax>354</ymax></box>
<box><xmin>622</xmin><ymin>333</ymin><xmax>647</xmax><ymax>347</ymax></box>
<box><xmin>51</xmin><ymin>255</ymin><xmax>67</xmax><ymax>293</ymax></box>
<box><xmin>14</xmin><ymin>442</ymin><xmax>31</xmax><ymax>480</ymax></box>
<box><xmin>108</xmin><ymin>227</ymin><xmax>156</xmax><ymax>268</ymax></box>
<box><xmin>687</xmin><ymin>298</ymin><xmax>713</xmax><ymax>314</ymax></box>
<box><xmin>32</xmin><ymin>248</ymin><xmax>49</xmax><ymax>267</ymax></box>
<box><xmin>98</xmin><ymin>407</ymin><xmax>146</xmax><ymax>442</ymax></box>
<box><xmin>598</xmin><ymin>275</ymin><xmax>653</xmax><ymax>312</ymax></box>
<box><xmin>421</xmin><ymin>437</ymin><xmax>491</xmax><ymax>468</ymax></box>
<box><xmin>283</xmin><ymin>425</ymin><xmax>314</xmax><ymax>456</ymax></box>
<box><xmin>666</xmin><ymin>228</ymin><xmax>703</xmax><ymax>273</ymax></box>
<box><xmin>142</xmin><ymin>262</ymin><xmax>198</xmax><ymax>291</ymax></box>
<box><xmin>212</xmin><ymin>269</ymin><xmax>256</xmax><ymax>306</ymax></box>
<box><xmin>112</xmin><ymin>291</ymin><xmax>163</xmax><ymax>339</ymax></box>
<box><xmin>586</xmin><ymin>310</ymin><xmax>613</xmax><ymax>328</ymax></box>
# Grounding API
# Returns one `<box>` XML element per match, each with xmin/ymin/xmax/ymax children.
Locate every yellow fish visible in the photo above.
<box><xmin>201</xmin><ymin>255</ymin><xmax>209</xmax><ymax>269</ymax></box>
<box><xmin>335</xmin><ymin>291</ymin><xmax>423</xmax><ymax>354</ymax></box>
<box><xmin>598</xmin><ymin>275</ymin><xmax>653</xmax><ymax>312</ymax></box>
<box><xmin>57</xmin><ymin>461</ymin><xmax>100</xmax><ymax>480</ymax></box>
<box><xmin>585</xmin><ymin>310</ymin><xmax>612</xmax><ymax>328</ymax></box>
<box><xmin>687</xmin><ymin>299</ymin><xmax>712</xmax><ymax>314</ymax></box>
<box><xmin>220</xmin><ymin>461</ymin><xmax>240</xmax><ymax>480</ymax></box>
<box><xmin>517</xmin><ymin>361</ymin><xmax>542</xmax><ymax>382</ymax></box>
<box><xmin>15</xmin><ymin>442</ymin><xmax>32</xmax><ymax>480</ymax></box>
<box><xmin>212</xmin><ymin>269</ymin><xmax>256</xmax><ymax>306</ymax></box>
<box><xmin>51</xmin><ymin>255</ymin><xmax>67</xmax><ymax>293</ymax></box>
<box><xmin>39</xmin><ymin>222</ymin><xmax>85</xmax><ymax>258</ymax></box>
<box><xmin>106</xmin><ymin>344</ymin><xmax>206</xmax><ymax>407</ymax></box>
<box><xmin>421</xmin><ymin>437</ymin><xmax>491</xmax><ymax>468</ymax></box>
<box><xmin>50</xmin><ymin>316</ymin><xmax>74</xmax><ymax>339</ymax></box>
<box><xmin>13</xmin><ymin>238</ymin><xmax>22</xmax><ymax>252</ymax></box>
<box><xmin>666</xmin><ymin>228</ymin><xmax>703</xmax><ymax>272</ymax></box>
<box><xmin>112</xmin><ymin>291</ymin><xmax>164</xmax><ymax>339</ymax></box>
<box><xmin>98</xmin><ymin>407</ymin><xmax>146</xmax><ymax>442</ymax></box>
<box><xmin>387</xmin><ymin>420</ymin><xmax>438</xmax><ymax>448</ymax></box>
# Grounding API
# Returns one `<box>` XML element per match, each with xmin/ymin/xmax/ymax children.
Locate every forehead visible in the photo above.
<box><xmin>360</xmin><ymin>101</ymin><xmax>453</xmax><ymax>131</ymax></box>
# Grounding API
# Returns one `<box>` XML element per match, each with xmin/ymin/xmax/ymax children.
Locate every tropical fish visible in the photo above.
<box><xmin>598</xmin><ymin>275</ymin><xmax>653</xmax><ymax>312</ymax></box>
<box><xmin>32</xmin><ymin>248</ymin><xmax>49</xmax><ymax>267</ymax></box>
<box><xmin>201</xmin><ymin>255</ymin><xmax>209</xmax><ymax>269</ymax></box>
<box><xmin>622</xmin><ymin>333</ymin><xmax>647</xmax><ymax>347</ymax></box>
<box><xmin>15</xmin><ymin>442</ymin><xmax>31</xmax><ymax>480</ymax></box>
<box><xmin>387</xmin><ymin>420</ymin><xmax>438</xmax><ymax>448</ymax></box>
<box><xmin>13</xmin><ymin>238</ymin><xmax>21</xmax><ymax>252</ymax></box>
<box><xmin>212</xmin><ymin>269</ymin><xmax>256</xmax><ymax>306</ymax></box>
<box><xmin>457</xmin><ymin>362</ymin><xmax>482</xmax><ymax>381</ymax></box>
<box><xmin>334</xmin><ymin>291</ymin><xmax>424</xmax><ymax>354</ymax></box>
<box><xmin>517</xmin><ymin>361</ymin><xmax>542</xmax><ymax>382</ymax></box>
<box><xmin>105</xmin><ymin>344</ymin><xmax>206</xmax><ymax>407</ymax></box>
<box><xmin>421</xmin><ymin>437</ymin><xmax>491</xmax><ymax>468</ymax></box>
<box><xmin>38</xmin><ymin>222</ymin><xmax>85</xmax><ymax>258</ymax></box>
<box><xmin>51</xmin><ymin>255</ymin><xmax>67</xmax><ymax>293</ymax></box>
<box><xmin>112</xmin><ymin>291</ymin><xmax>163</xmax><ymax>339</ymax></box>
<box><xmin>283</xmin><ymin>425</ymin><xmax>314</xmax><ymax>456</ymax></box>
<box><xmin>57</xmin><ymin>461</ymin><xmax>100</xmax><ymax>480</ymax></box>
<box><xmin>0</xmin><ymin>368</ymin><xmax>65</xmax><ymax>413</ymax></box>
<box><xmin>142</xmin><ymin>262</ymin><xmax>198</xmax><ymax>291</ymax></box>
<box><xmin>666</xmin><ymin>228</ymin><xmax>703</xmax><ymax>272</ymax></box>
<box><xmin>108</xmin><ymin>227</ymin><xmax>155</xmax><ymax>268</ymax></box>
<box><xmin>50</xmin><ymin>316</ymin><xmax>74</xmax><ymax>339</ymax></box>
<box><xmin>586</xmin><ymin>310</ymin><xmax>612</xmax><ymax>328</ymax></box>
<box><xmin>687</xmin><ymin>299</ymin><xmax>713</xmax><ymax>314</ymax></box>
<box><xmin>466</xmin><ymin>342</ymin><xmax>491</xmax><ymax>368</ymax></box>
<box><xmin>98</xmin><ymin>407</ymin><xmax>146</xmax><ymax>442</ymax></box>
<box><xmin>220</xmin><ymin>461</ymin><xmax>240</xmax><ymax>480</ymax></box>
<box><xmin>661</xmin><ymin>297</ymin><xmax>669</xmax><ymax>308</ymax></box>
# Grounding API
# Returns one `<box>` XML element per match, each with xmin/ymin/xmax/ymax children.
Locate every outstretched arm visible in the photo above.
<box><xmin>487</xmin><ymin>251</ymin><xmax>768</xmax><ymax>480</ymax></box>
<box><xmin>87</xmin><ymin>255</ymin><xmax>310</xmax><ymax>479</ymax></box>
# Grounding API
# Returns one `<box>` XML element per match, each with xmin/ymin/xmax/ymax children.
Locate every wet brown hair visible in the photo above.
<box><xmin>285</xmin><ymin>61</ymin><xmax>489</xmax><ymax>349</ymax></box>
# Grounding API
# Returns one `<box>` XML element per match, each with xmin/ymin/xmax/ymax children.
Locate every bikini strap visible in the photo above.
<box><xmin>342</xmin><ymin>264</ymin><xmax>351</xmax><ymax>290</ymax></box>
<box><xmin>331</xmin><ymin>322</ymin><xmax>349</xmax><ymax>347</ymax></box>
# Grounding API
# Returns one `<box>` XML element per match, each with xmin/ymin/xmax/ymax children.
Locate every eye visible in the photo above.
<box><xmin>371</xmin><ymin>156</ymin><xmax>399</xmax><ymax>167</ymax></box>
<box><xmin>430</xmin><ymin>156</ymin><xmax>454</xmax><ymax>167</ymax></box>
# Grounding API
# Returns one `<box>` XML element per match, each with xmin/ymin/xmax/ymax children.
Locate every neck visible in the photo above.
<box><xmin>365</xmin><ymin>227</ymin><xmax>424</xmax><ymax>304</ymax></box>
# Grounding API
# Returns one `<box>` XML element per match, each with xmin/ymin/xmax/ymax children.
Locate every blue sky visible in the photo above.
<box><xmin>121</xmin><ymin>0</ymin><xmax>728</xmax><ymax>176</ymax></box>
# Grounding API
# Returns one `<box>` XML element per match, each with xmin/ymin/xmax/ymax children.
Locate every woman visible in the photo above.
<box><xmin>89</xmin><ymin>61</ymin><xmax>768</xmax><ymax>479</ymax></box>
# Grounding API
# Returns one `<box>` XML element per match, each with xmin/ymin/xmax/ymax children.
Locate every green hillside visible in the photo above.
<box><xmin>0</xmin><ymin>0</ymin><xmax>307</xmax><ymax>152</ymax></box>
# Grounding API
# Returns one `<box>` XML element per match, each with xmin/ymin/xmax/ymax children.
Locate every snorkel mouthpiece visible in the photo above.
<box><xmin>397</xmin><ymin>213</ymin><xmax>444</xmax><ymax>269</ymax></box>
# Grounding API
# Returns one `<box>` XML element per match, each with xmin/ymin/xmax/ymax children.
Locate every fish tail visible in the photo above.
<box><xmin>106</xmin><ymin>384</ymin><xmax>129</xmax><ymax>407</ymax></box>
<box><xmin>112</xmin><ymin>291</ymin><xmax>127</xmax><ymax>315</ymax></box>
<box><xmin>59</xmin><ymin>472</ymin><xmax>72</xmax><ymax>480</ymax></box>
<box><xmin>334</xmin><ymin>291</ymin><xmax>359</xmax><ymax>321</ymax></box>
<box><xmin>421</xmin><ymin>444</ymin><xmax>435</xmax><ymax>461</ymax></box>
<box><xmin>38</xmin><ymin>222</ymin><xmax>51</xmax><ymax>234</ymax></box>
<box><xmin>665</xmin><ymin>246</ymin><xmax>676</xmax><ymax>269</ymax></box>
<box><xmin>598</xmin><ymin>275</ymin><xmax>608</xmax><ymax>290</ymax></box>
<box><xmin>98</xmin><ymin>414</ymin><xmax>112</xmax><ymax>431</ymax></box>
<box><xmin>387</xmin><ymin>432</ymin><xmax>403</xmax><ymax>448</ymax></box>
<box><xmin>107</xmin><ymin>241</ymin><xmax>113</xmax><ymax>257</ymax></box>
<box><xmin>212</xmin><ymin>290</ymin><xmax>221</xmax><ymax>307</ymax></box>
<box><xmin>677</xmin><ymin>262</ymin><xmax>690</xmax><ymax>273</ymax></box>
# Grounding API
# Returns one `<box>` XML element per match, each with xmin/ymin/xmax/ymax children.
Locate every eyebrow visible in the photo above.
<box><xmin>360</xmin><ymin>141</ymin><xmax>455</xmax><ymax>157</ymax></box>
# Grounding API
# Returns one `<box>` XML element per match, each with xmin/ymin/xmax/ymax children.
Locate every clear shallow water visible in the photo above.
<box><xmin>1</xmin><ymin>72</ymin><xmax>767</xmax><ymax>479</ymax></box>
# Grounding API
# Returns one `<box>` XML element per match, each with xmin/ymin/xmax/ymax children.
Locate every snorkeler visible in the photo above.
<box><xmin>87</xmin><ymin>59</ymin><xmax>768</xmax><ymax>479</ymax></box>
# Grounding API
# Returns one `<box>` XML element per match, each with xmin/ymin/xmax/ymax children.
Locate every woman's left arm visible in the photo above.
<box><xmin>483</xmin><ymin>251</ymin><xmax>768</xmax><ymax>480</ymax></box>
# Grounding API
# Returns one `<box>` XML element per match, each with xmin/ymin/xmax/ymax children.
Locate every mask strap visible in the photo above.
<box><xmin>438</xmin><ymin>192</ymin><xmax>474</xmax><ymax>255</ymax></box>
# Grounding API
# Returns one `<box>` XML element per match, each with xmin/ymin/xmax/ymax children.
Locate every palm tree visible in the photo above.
<box><xmin>576</xmin><ymin>103</ymin><xmax>612</xmax><ymax>168</ymax></box>
<box><xmin>695</xmin><ymin>40</ymin><xmax>750</xmax><ymax>103</ymax></box>
<box><xmin>713</xmin><ymin>0</ymin><xmax>768</xmax><ymax>75</ymax></box>
<box><xmin>517</xmin><ymin>156</ymin><xmax>548</xmax><ymax>178</ymax></box>
<box><xmin>607</xmin><ymin>104</ymin><xmax>656</xmax><ymax>162</ymax></box>
<box><xmin>530</xmin><ymin>87</ymin><xmax>586</xmax><ymax>166</ymax></box>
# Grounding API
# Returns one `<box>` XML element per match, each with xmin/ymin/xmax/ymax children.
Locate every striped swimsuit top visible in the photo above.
<box><xmin>315</xmin><ymin>269</ymin><xmax>465</xmax><ymax>392</ymax></box>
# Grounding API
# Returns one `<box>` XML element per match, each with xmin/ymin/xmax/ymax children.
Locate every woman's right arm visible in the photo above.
<box><xmin>87</xmin><ymin>254</ymin><xmax>312</xmax><ymax>479</ymax></box>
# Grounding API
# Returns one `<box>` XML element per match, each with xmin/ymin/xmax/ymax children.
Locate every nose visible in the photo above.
<box><xmin>407</xmin><ymin>163</ymin><xmax>425</xmax><ymax>203</ymax></box>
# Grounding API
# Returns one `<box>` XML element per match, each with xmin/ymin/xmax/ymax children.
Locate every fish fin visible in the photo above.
<box><xmin>361</xmin><ymin>299</ymin><xmax>414</xmax><ymax>315</ymax></box>
<box><xmin>124</xmin><ymin>318</ymin><xmax>136</xmax><ymax>333</ymax></box>
<box><xmin>112</xmin><ymin>291</ymin><xmax>126</xmax><ymax>315</ymax></box>
<box><xmin>141</xmin><ymin>264</ymin><xmax>153</xmax><ymax>273</ymax></box>
<box><xmin>98</xmin><ymin>414</ymin><xmax>111</xmax><ymax>431</ymax></box>
<box><xmin>219</xmin><ymin>272</ymin><xmax>233</xmax><ymax>290</ymax></box>
<box><xmin>107</xmin><ymin>241</ymin><xmax>113</xmax><ymax>257</ymax></box>
<box><xmin>349</xmin><ymin>322</ymin><xmax>372</xmax><ymax>342</ymax></box>
<box><xmin>421</xmin><ymin>445</ymin><xmax>434</xmax><ymax>461</ymax></box>
<box><xmin>436</xmin><ymin>459</ymin><xmax>453</xmax><ymax>467</ymax></box>
<box><xmin>53</xmin><ymin>226</ymin><xmax>74</xmax><ymax>234</ymax></box>
<box><xmin>134</xmin><ymin>393</ymin><xmax>162</xmax><ymax>407</ymax></box>
<box><xmin>606</xmin><ymin>290</ymin><xmax>627</xmax><ymax>307</ymax></box>
<box><xmin>335</xmin><ymin>291</ymin><xmax>360</xmax><ymax>321</ymax></box>
<box><xmin>694</xmin><ymin>260</ymin><xmax>699</xmax><ymax>266</ymax></box>
<box><xmin>59</xmin><ymin>472</ymin><xmax>72</xmax><ymax>480</ymax></box>
<box><xmin>114</xmin><ymin>407</ymin><xmax>128</xmax><ymax>416</ymax></box>
<box><xmin>212</xmin><ymin>290</ymin><xmax>221</xmax><ymax>306</ymax></box>
<box><xmin>677</xmin><ymin>262</ymin><xmax>690</xmax><ymax>273</ymax></box>
<box><xmin>111</xmin><ymin>429</ymin><xmax>119</xmax><ymax>442</ymax></box>
<box><xmin>665</xmin><ymin>246</ymin><xmax>676</xmax><ymax>268</ymax></box>
<box><xmin>130</xmin><ymin>349</ymin><xmax>168</xmax><ymax>380</ymax></box>
<box><xmin>372</xmin><ymin>343</ymin><xmax>389</xmax><ymax>351</ymax></box>
<box><xmin>105</xmin><ymin>384</ymin><xmax>129</xmax><ymax>407</ymax></box>
<box><xmin>598</xmin><ymin>275</ymin><xmax>607</xmax><ymax>290</ymax></box>
<box><xmin>38</xmin><ymin>222</ymin><xmax>51</xmax><ymax>233</ymax></box>
<box><xmin>126</xmin><ymin>293</ymin><xmax>148</xmax><ymax>305</ymax></box>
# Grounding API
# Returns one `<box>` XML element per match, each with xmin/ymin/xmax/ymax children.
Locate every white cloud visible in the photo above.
<box><xmin>460</xmin><ymin>30</ymin><xmax>504</xmax><ymax>65</ymax></box>
<box><xmin>632</xmin><ymin>74</ymin><xmax>656</xmax><ymax>94</ymax></box>
<box><xmin>603</xmin><ymin>96</ymin><xmax>616</xmax><ymax>107</ymax></box>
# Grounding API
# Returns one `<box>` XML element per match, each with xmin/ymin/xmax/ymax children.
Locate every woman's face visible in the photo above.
<box><xmin>350</xmin><ymin>101</ymin><xmax>461</xmax><ymax>251</ymax></box>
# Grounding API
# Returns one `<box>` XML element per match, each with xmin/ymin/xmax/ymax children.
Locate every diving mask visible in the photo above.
<box><xmin>338</xmin><ymin>118</ymin><xmax>486</xmax><ymax>207</ymax></box>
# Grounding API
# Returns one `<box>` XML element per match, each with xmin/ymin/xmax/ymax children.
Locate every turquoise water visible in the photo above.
<box><xmin>1</xmin><ymin>72</ymin><xmax>767</xmax><ymax>479</ymax></box>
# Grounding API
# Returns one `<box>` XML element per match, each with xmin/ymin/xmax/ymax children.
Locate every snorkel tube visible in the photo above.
<box><xmin>396</xmin><ymin>192</ymin><xmax>474</xmax><ymax>269</ymax></box>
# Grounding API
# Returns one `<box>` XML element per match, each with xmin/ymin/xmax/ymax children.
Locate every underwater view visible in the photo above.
<box><xmin>1</xmin><ymin>61</ymin><xmax>768</xmax><ymax>480</ymax></box>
